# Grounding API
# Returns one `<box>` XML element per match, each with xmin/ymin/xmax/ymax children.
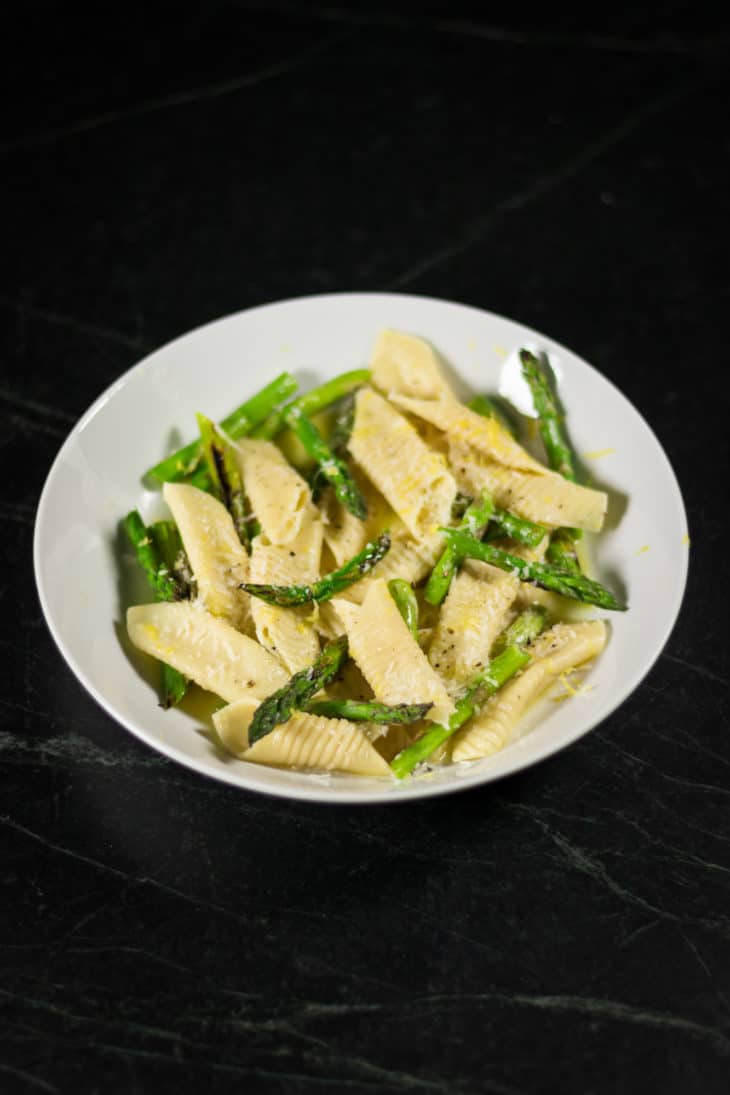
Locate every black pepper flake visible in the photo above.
<box><xmin>247</xmin><ymin>680</ymin><xmax>255</xmax><ymax>687</ymax></box>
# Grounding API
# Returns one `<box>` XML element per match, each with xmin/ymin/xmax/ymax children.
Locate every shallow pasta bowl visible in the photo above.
<box><xmin>33</xmin><ymin>292</ymin><xmax>689</xmax><ymax>803</ymax></box>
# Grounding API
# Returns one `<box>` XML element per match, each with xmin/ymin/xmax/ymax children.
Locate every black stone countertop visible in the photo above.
<box><xmin>2</xmin><ymin>5</ymin><xmax>729</xmax><ymax>1092</ymax></box>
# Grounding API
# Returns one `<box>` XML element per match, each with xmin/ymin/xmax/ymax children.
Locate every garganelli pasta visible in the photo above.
<box><xmin>125</xmin><ymin>330</ymin><xmax>623</xmax><ymax>779</ymax></box>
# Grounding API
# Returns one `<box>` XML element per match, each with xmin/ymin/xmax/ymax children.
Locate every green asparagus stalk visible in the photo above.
<box><xmin>304</xmin><ymin>699</ymin><xmax>432</xmax><ymax>724</ymax></box>
<box><xmin>149</xmin><ymin>520</ymin><xmax>194</xmax><ymax>600</ymax></box>
<box><xmin>388</xmin><ymin>579</ymin><xmax>419</xmax><ymax>639</ymax></box>
<box><xmin>390</xmin><ymin>607</ymin><xmax>547</xmax><ymax>778</ymax></box>
<box><xmin>160</xmin><ymin>666</ymin><xmax>187</xmax><ymax>709</ymax></box>
<box><xmin>491</xmin><ymin>604</ymin><xmax>549</xmax><ymax>655</ymax></box>
<box><xmin>307</xmin><ymin>395</ymin><xmax>356</xmax><ymax>501</ymax></box>
<box><xmin>248</xmin><ymin>636</ymin><xmax>349</xmax><ymax>745</ymax></box>
<box><xmin>490</xmin><ymin>508</ymin><xmax>546</xmax><ymax>548</ymax></box>
<box><xmin>242</xmin><ymin>533</ymin><xmax>390</xmax><ymax>606</ymax></box>
<box><xmin>439</xmin><ymin>529</ymin><xmax>626</xmax><ymax>611</ymax></box>
<box><xmin>424</xmin><ymin>489</ymin><xmax>495</xmax><ymax>606</ymax></box>
<box><xmin>149</xmin><ymin>519</ymin><xmax>181</xmax><ymax>569</ymax></box>
<box><xmin>329</xmin><ymin>393</ymin><xmax>356</xmax><ymax>458</ymax></box>
<box><xmin>122</xmin><ymin>511</ymin><xmax>188</xmax><ymax>707</ymax></box>
<box><xmin>145</xmin><ymin>372</ymin><xmax>298</xmax><ymax>485</ymax></box>
<box><xmin>519</xmin><ymin>350</ymin><xmax>577</xmax><ymax>482</ymax></box>
<box><xmin>251</xmin><ymin>369</ymin><xmax>371</xmax><ymax>440</ymax></box>
<box><xmin>545</xmin><ymin>527</ymin><xmax>581</xmax><ymax>575</ymax></box>
<box><xmin>451</xmin><ymin>493</ymin><xmax>545</xmax><ymax>548</ymax></box>
<box><xmin>519</xmin><ymin>348</ymin><xmax>585</xmax><ymax>561</ymax></box>
<box><xmin>283</xmin><ymin>405</ymin><xmax>367</xmax><ymax>519</ymax></box>
<box><xmin>123</xmin><ymin>511</ymin><xmax>182</xmax><ymax>602</ymax></box>
<box><xmin>186</xmin><ymin>464</ymin><xmax>212</xmax><ymax>491</ymax></box>
<box><xmin>196</xmin><ymin>413</ymin><xmax>251</xmax><ymax>549</ymax></box>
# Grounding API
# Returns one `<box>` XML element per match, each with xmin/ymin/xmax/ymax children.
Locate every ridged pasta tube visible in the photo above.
<box><xmin>333</xmin><ymin>578</ymin><xmax>455</xmax><ymax>725</ymax></box>
<box><xmin>322</xmin><ymin>470</ymin><xmax>390</xmax><ymax>568</ymax></box>
<box><xmin>248</xmin><ymin>544</ymin><xmax>322</xmax><ymax>673</ymax></box>
<box><xmin>391</xmin><ymin>394</ymin><xmax>546</xmax><ymax>474</ymax></box>
<box><xmin>369</xmin><ymin>328</ymin><xmax>455</xmax><ymax>401</ymax></box>
<box><xmin>450</xmin><ymin>444</ymin><xmax>607</xmax><ymax>533</ymax></box>
<box><xmin>428</xmin><ymin>562</ymin><xmax>519</xmax><ymax>692</ymax></box>
<box><xmin>213</xmin><ymin>699</ymin><xmax>390</xmax><ymax>776</ymax></box>
<box><xmin>235</xmin><ymin>439</ymin><xmax>313</xmax><ymax>545</ymax></box>
<box><xmin>245</xmin><ymin>489</ymin><xmax>323</xmax><ymax>671</ymax></box>
<box><xmin>163</xmin><ymin>483</ymin><xmax>251</xmax><ymax>631</ymax></box>
<box><xmin>349</xmin><ymin>387</ymin><xmax>456</xmax><ymax>544</ymax></box>
<box><xmin>126</xmin><ymin>601</ymin><xmax>288</xmax><ymax>703</ymax></box>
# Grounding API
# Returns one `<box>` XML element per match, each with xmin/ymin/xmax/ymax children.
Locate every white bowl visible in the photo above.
<box><xmin>34</xmin><ymin>292</ymin><xmax>689</xmax><ymax>803</ymax></box>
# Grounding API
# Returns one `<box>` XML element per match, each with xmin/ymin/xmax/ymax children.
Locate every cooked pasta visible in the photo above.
<box><xmin>370</xmin><ymin>328</ymin><xmax>456</xmax><ymax>401</ymax></box>
<box><xmin>125</xmin><ymin>327</ymin><xmax>621</xmax><ymax>780</ymax></box>
<box><xmin>127</xmin><ymin>601</ymin><xmax>288</xmax><ymax>702</ymax></box>
<box><xmin>427</xmin><ymin>562</ymin><xmax>519</xmax><ymax>692</ymax></box>
<box><xmin>248</xmin><ymin>512</ymin><xmax>323</xmax><ymax>673</ymax></box>
<box><xmin>348</xmin><ymin>386</ymin><xmax>456</xmax><ymax>544</ymax></box>
<box><xmin>236</xmin><ymin>438</ymin><xmax>312</xmax><ymax>544</ymax></box>
<box><xmin>332</xmin><ymin>578</ymin><xmax>455</xmax><ymax>726</ymax></box>
<box><xmin>163</xmin><ymin>482</ymin><xmax>251</xmax><ymax>631</ymax></box>
<box><xmin>392</xmin><ymin>393</ymin><xmax>547</xmax><ymax>474</ymax></box>
<box><xmin>449</xmin><ymin>443</ymin><xmax>608</xmax><ymax>532</ymax></box>
<box><xmin>213</xmin><ymin>699</ymin><xmax>391</xmax><ymax>775</ymax></box>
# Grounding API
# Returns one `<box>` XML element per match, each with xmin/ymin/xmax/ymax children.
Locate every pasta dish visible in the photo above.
<box><xmin>123</xmin><ymin>330</ymin><xmax>624</xmax><ymax>779</ymax></box>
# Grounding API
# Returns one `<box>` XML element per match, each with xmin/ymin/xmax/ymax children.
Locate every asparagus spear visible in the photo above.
<box><xmin>328</xmin><ymin>393</ymin><xmax>356</xmax><ymax>458</ymax></box>
<box><xmin>545</xmin><ymin>527</ymin><xmax>581</xmax><ymax>575</ymax></box>
<box><xmin>424</xmin><ymin>490</ymin><xmax>495</xmax><ymax>606</ymax></box>
<box><xmin>158</xmin><ymin>655</ymin><xmax>187</xmax><ymax>708</ymax></box>
<box><xmin>450</xmin><ymin>494</ymin><xmax>545</xmax><ymax>548</ymax></box>
<box><xmin>123</xmin><ymin>511</ymin><xmax>183</xmax><ymax>602</ymax></box>
<box><xmin>283</xmin><ymin>405</ymin><xmax>367</xmax><ymax>519</ymax></box>
<box><xmin>519</xmin><ymin>350</ymin><xmax>577</xmax><ymax>482</ymax></box>
<box><xmin>439</xmin><ymin>529</ymin><xmax>626</xmax><ymax>611</ymax></box>
<box><xmin>309</xmin><ymin>394</ymin><xmax>358</xmax><ymax>501</ymax></box>
<box><xmin>145</xmin><ymin>372</ymin><xmax>298</xmax><ymax>485</ymax></box>
<box><xmin>251</xmin><ymin>369</ymin><xmax>370</xmax><ymax>441</ymax></box>
<box><xmin>241</xmin><ymin>534</ymin><xmax>390</xmax><ymax>606</ymax></box>
<box><xmin>391</xmin><ymin>608</ymin><xmax>547</xmax><ymax>778</ymax></box>
<box><xmin>149</xmin><ymin>520</ymin><xmax>195</xmax><ymax>600</ymax></box>
<box><xmin>519</xmin><ymin>348</ymin><xmax>585</xmax><ymax>564</ymax></box>
<box><xmin>491</xmin><ymin>508</ymin><xmax>546</xmax><ymax>548</ymax></box>
<box><xmin>186</xmin><ymin>464</ymin><xmax>212</xmax><ymax>491</ymax></box>
<box><xmin>122</xmin><ymin>511</ymin><xmax>188</xmax><ymax>707</ymax></box>
<box><xmin>197</xmin><ymin>413</ymin><xmax>251</xmax><ymax>549</ymax></box>
<box><xmin>304</xmin><ymin>699</ymin><xmax>432</xmax><ymax>724</ymax></box>
<box><xmin>248</xmin><ymin>636</ymin><xmax>349</xmax><ymax>745</ymax></box>
<box><xmin>491</xmin><ymin>604</ymin><xmax>549</xmax><ymax>655</ymax></box>
<box><xmin>388</xmin><ymin>579</ymin><xmax>419</xmax><ymax>639</ymax></box>
<box><xmin>149</xmin><ymin>519</ymin><xmax>181</xmax><ymax>569</ymax></box>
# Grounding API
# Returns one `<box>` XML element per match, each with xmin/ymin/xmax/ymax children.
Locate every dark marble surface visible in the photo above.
<box><xmin>2</xmin><ymin>5</ymin><xmax>729</xmax><ymax>1092</ymax></box>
